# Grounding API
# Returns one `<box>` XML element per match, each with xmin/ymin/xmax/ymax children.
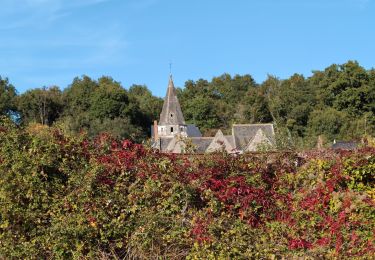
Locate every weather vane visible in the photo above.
<box><xmin>169</xmin><ymin>61</ymin><xmax>172</xmax><ymax>76</ymax></box>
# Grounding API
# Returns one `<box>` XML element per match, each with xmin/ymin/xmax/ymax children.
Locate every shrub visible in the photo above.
<box><xmin>0</xmin><ymin>117</ymin><xmax>374</xmax><ymax>258</ymax></box>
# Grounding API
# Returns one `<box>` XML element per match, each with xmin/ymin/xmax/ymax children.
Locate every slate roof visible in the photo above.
<box><xmin>224</xmin><ymin>135</ymin><xmax>235</xmax><ymax>148</ymax></box>
<box><xmin>331</xmin><ymin>141</ymin><xmax>359</xmax><ymax>150</ymax></box>
<box><xmin>154</xmin><ymin>136</ymin><xmax>212</xmax><ymax>153</ymax></box>
<box><xmin>159</xmin><ymin>76</ymin><xmax>185</xmax><ymax>125</ymax></box>
<box><xmin>186</xmin><ymin>124</ymin><xmax>202</xmax><ymax>137</ymax></box>
<box><xmin>232</xmin><ymin>124</ymin><xmax>275</xmax><ymax>150</ymax></box>
<box><xmin>153</xmin><ymin>137</ymin><xmax>173</xmax><ymax>151</ymax></box>
<box><xmin>165</xmin><ymin>137</ymin><xmax>183</xmax><ymax>153</ymax></box>
<box><xmin>206</xmin><ymin>130</ymin><xmax>236</xmax><ymax>153</ymax></box>
<box><xmin>191</xmin><ymin>137</ymin><xmax>214</xmax><ymax>153</ymax></box>
<box><xmin>244</xmin><ymin>128</ymin><xmax>273</xmax><ymax>152</ymax></box>
<box><xmin>154</xmin><ymin>124</ymin><xmax>276</xmax><ymax>153</ymax></box>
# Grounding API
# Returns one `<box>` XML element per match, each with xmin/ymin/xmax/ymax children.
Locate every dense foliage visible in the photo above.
<box><xmin>0</xmin><ymin>118</ymin><xmax>373</xmax><ymax>259</ymax></box>
<box><xmin>178</xmin><ymin>61</ymin><xmax>375</xmax><ymax>146</ymax></box>
<box><xmin>0</xmin><ymin>60</ymin><xmax>374</xmax><ymax>147</ymax></box>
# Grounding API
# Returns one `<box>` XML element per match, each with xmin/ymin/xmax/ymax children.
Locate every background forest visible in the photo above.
<box><xmin>1</xmin><ymin>60</ymin><xmax>374</xmax><ymax>148</ymax></box>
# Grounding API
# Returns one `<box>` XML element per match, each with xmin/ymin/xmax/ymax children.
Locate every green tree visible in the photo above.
<box><xmin>242</xmin><ymin>86</ymin><xmax>273</xmax><ymax>124</ymax></box>
<box><xmin>267</xmin><ymin>74</ymin><xmax>315</xmax><ymax>137</ymax></box>
<box><xmin>179</xmin><ymin>74</ymin><xmax>258</xmax><ymax>134</ymax></box>
<box><xmin>59</xmin><ymin>76</ymin><xmax>98</xmax><ymax>134</ymax></box>
<box><xmin>310</xmin><ymin>61</ymin><xmax>374</xmax><ymax>116</ymax></box>
<box><xmin>183</xmin><ymin>96</ymin><xmax>220</xmax><ymax>133</ymax></box>
<box><xmin>128</xmin><ymin>84</ymin><xmax>163</xmax><ymax>128</ymax></box>
<box><xmin>89</xmin><ymin>77</ymin><xmax>129</xmax><ymax>119</ymax></box>
<box><xmin>63</xmin><ymin>75</ymin><xmax>98</xmax><ymax>117</ymax></box>
<box><xmin>17</xmin><ymin>86</ymin><xmax>63</xmax><ymax>126</ymax></box>
<box><xmin>307</xmin><ymin>108</ymin><xmax>348</xmax><ymax>142</ymax></box>
<box><xmin>59</xmin><ymin>76</ymin><xmax>146</xmax><ymax>141</ymax></box>
<box><xmin>0</xmin><ymin>76</ymin><xmax>17</xmax><ymax>117</ymax></box>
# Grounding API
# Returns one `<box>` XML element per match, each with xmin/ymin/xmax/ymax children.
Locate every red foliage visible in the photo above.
<box><xmin>85</xmin><ymin>139</ymin><xmax>374</xmax><ymax>255</ymax></box>
<box><xmin>289</xmin><ymin>238</ymin><xmax>312</xmax><ymax>249</ymax></box>
<box><xmin>191</xmin><ymin>218</ymin><xmax>211</xmax><ymax>244</ymax></box>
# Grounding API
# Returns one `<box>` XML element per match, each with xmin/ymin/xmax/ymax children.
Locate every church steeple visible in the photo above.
<box><xmin>159</xmin><ymin>75</ymin><xmax>185</xmax><ymax>125</ymax></box>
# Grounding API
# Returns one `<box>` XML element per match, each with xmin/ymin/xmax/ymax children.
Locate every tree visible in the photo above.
<box><xmin>17</xmin><ymin>86</ymin><xmax>63</xmax><ymax>126</ymax></box>
<box><xmin>89</xmin><ymin>117</ymin><xmax>143</xmax><ymax>140</ymax></box>
<box><xmin>260</xmin><ymin>75</ymin><xmax>283</xmax><ymax>125</ymax></box>
<box><xmin>63</xmin><ymin>75</ymin><xmax>98</xmax><ymax>117</ymax></box>
<box><xmin>257</xmin><ymin>74</ymin><xmax>313</xmax><ymax>139</ymax></box>
<box><xmin>59</xmin><ymin>76</ymin><xmax>148</xmax><ymax>141</ymax></box>
<box><xmin>89</xmin><ymin>77</ymin><xmax>129</xmax><ymax>119</ymax></box>
<box><xmin>242</xmin><ymin>86</ymin><xmax>273</xmax><ymax>124</ymax></box>
<box><xmin>183</xmin><ymin>96</ymin><xmax>220</xmax><ymax>133</ymax></box>
<box><xmin>128</xmin><ymin>84</ymin><xmax>163</xmax><ymax>128</ymax></box>
<box><xmin>0</xmin><ymin>76</ymin><xmax>17</xmax><ymax>117</ymax></box>
<box><xmin>310</xmin><ymin>61</ymin><xmax>374</xmax><ymax>116</ymax></box>
<box><xmin>307</xmin><ymin>108</ymin><xmax>348</xmax><ymax>142</ymax></box>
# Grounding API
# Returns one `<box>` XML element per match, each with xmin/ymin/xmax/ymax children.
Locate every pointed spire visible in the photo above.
<box><xmin>159</xmin><ymin>75</ymin><xmax>186</xmax><ymax>125</ymax></box>
<box><xmin>168</xmin><ymin>74</ymin><xmax>174</xmax><ymax>88</ymax></box>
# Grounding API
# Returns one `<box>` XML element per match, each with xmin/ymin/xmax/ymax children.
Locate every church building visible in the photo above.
<box><xmin>152</xmin><ymin>76</ymin><xmax>276</xmax><ymax>153</ymax></box>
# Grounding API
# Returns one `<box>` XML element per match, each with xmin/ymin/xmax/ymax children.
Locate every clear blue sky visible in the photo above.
<box><xmin>1</xmin><ymin>0</ymin><xmax>374</xmax><ymax>97</ymax></box>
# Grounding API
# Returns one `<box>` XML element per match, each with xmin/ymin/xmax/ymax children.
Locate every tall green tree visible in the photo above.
<box><xmin>242</xmin><ymin>86</ymin><xmax>273</xmax><ymax>124</ymax></box>
<box><xmin>59</xmin><ymin>76</ymin><xmax>146</xmax><ymax>141</ymax></box>
<box><xmin>307</xmin><ymin>108</ymin><xmax>348</xmax><ymax>141</ymax></box>
<box><xmin>89</xmin><ymin>77</ymin><xmax>130</xmax><ymax>119</ymax></box>
<box><xmin>183</xmin><ymin>96</ymin><xmax>221</xmax><ymax>134</ymax></box>
<box><xmin>0</xmin><ymin>76</ymin><xmax>17</xmax><ymax>117</ymax></box>
<box><xmin>128</xmin><ymin>84</ymin><xmax>163</xmax><ymax>128</ymax></box>
<box><xmin>17</xmin><ymin>86</ymin><xmax>63</xmax><ymax>126</ymax></box>
<box><xmin>280</xmin><ymin>74</ymin><xmax>315</xmax><ymax>136</ymax></box>
<box><xmin>310</xmin><ymin>61</ymin><xmax>374</xmax><ymax>116</ymax></box>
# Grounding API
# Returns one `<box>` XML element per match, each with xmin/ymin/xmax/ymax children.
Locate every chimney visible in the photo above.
<box><xmin>316</xmin><ymin>135</ymin><xmax>323</xmax><ymax>149</ymax></box>
<box><xmin>153</xmin><ymin>120</ymin><xmax>158</xmax><ymax>141</ymax></box>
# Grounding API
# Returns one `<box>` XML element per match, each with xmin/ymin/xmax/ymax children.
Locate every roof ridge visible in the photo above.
<box><xmin>232</xmin><ymin>123</ymin><xmax>273</xmax><ymax>126</ymax></box>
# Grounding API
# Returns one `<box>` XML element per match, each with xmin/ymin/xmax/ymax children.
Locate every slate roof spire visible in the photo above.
<box><xmin>159</xmin><ymin>75</ymin><xmax>186</xmax><ymax>125</ymax></box>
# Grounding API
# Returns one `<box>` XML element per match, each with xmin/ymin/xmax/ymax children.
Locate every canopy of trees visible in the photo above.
<box><xmin>0</xmin><ymin>60</ymin><xmax>374</xmax><ymax>147</ymax></box>
<box><xmin>177</xmin><ymin>61</ymin><xmax>375</xmax><ymax>146</ymax></box>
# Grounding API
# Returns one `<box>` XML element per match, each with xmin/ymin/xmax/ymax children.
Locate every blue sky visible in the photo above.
<box><xmin>1</xmin><ymin>0</ymin><xmax>374</xmax><ymax>97</ymax></box>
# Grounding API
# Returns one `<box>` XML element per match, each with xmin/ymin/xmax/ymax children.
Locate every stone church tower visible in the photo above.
<box><xmin>156</xmin><ymin>75</ymin><xmax>187</xmax><ymax>137</ymax></box>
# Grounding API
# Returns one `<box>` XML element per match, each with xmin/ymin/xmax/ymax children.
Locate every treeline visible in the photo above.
<box><xmin>178</xmin><ymin>60</ymin><xmax>375</xmax><ymax>147</ymax></box>
<box><xmin>1</xmin><ymin>60</ymin><xmax>374</xmax><ymax>147</ymax></box>
<box><xmin>0</xmin><ymin>76</ymin><xmax>163</xmax><ymax>142</ymax></box>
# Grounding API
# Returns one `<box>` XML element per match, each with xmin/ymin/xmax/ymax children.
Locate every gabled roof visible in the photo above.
<box><xmin>206</xmin><ymin>130</ymin><xmax>236</xmax><ymax>153</ymax></box>
<box><xmin>159</xmin><ymin>75</ymin><xmax>185</xmax><ymax>125</ymax></box>
<box><xmin>232</xmin><ymin>124</ymin><xmax>275</xmax><ymax>150</ymax></box>
<box><xmin>165</xmin><ymin>137</ymin><xmax>185</xmax><ymax>153</ymax></box>
<box><xmin>153</xmin><ymin>137</ymin><xmax>173</xmax><ymax>151</ymax></box>
<box><xmin>224</xmin><ymin>135</ymin><xmax>235</xmax><ymax>148</ymax></box>
<box><xmin>191</xmin><ymin>137</ymin><xmax>214</xmax><ymax>153</ymax></box>
<box><xmin>154</xmin><ymin>124</ymin><xmax>276</xmax><ymax>153</ymax></box>
<box><xmin>245</xmin><ymin>128</ymin><xmax>273</xmax><ymax>152</ymax></box>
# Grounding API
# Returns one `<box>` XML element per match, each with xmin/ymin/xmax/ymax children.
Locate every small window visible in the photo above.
<box><xmin>170</xmin><ymin>127</ymin><xmax>173</xmax><ymax>133</ymax></box>
<box><xmin>180</xmin><ymin>126</ymin><xmax>184</xmax><ymax>131</ymax></box>
<box><xmin>170</xmin><ymin>113</ymin><xmax>173</xmax><ymax>118</ymax></box>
